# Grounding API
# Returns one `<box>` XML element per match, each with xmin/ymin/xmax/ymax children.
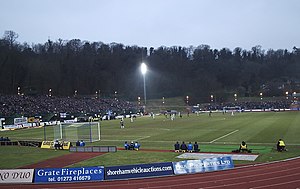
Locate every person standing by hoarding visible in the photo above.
<box><xmin>54</xmin><ymin>139</ymin><xmax>60</xmax><ymax>151</ymax></box>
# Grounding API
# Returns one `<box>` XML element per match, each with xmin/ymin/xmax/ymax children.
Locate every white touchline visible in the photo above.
<box><xmin>99</xmin><ymin>139</ymin><xmax>300</xmax><ymax>145</ymax></box>
<box><xmin>209</xmin><ymin>130</ymin><xmax>239</xmax><ymax>143</ymax></box>
<box><xmin>135</xmin><ymin>136</ymin><xmax>151</xmax><ymax>141</ymax></box>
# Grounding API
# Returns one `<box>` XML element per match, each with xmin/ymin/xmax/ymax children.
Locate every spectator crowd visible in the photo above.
<box><xmin>0</xmin><ymin>94</ymin><xmax>139</xmax><ymax>117</ymax></box>
<box><xmin>0</xmin><ymin>136</ymin><xmax>10</xmax><ymax>141</ymax></box>
<box><xmin>202</xmin><ymin>100</ymin><xmax>292</xmax><ymax>111</ymax></box>
<box><xmin>0</xmin><ymin>94</ymin><xmax>294</xmax><ymax>118</ymax></box>
<box><xmin>124</xmin><ymin>141</ymin><xmax>140</xmax><ymax>150</ymax></box>
<box><xmin>174</xmin><ymin>141</ymin><xmax>199</xmax><ymax>153</ymax></box>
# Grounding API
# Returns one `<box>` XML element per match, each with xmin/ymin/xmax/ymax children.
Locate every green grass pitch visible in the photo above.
<box><xmin>1</xmin><ymin>111</ymin><xmax>300</xmax><ymax>168</ymax></box>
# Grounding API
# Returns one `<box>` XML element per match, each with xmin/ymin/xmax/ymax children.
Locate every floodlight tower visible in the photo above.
<box><xmin>49</xmin><ymin>88</ymin><xmax>52</xmax><ymax>97</ymax></box>
<box><xmin>234</xmin><ymin>93</ymin><xmax>237</xmax><ymax>101</ymax></box>
<box><xmin>285</xmin><ymin>91</ymin><xmax>289</xmax><ymax>99</ymax></box>
<box><xmin>17</xmin><ymin>86</ymin><xmax>21</xmax><ymax>95</ymax></box>
<box><xmin>141</xmin><ymin>63</ymin><xmax>147</xmax><ymax>106</ymax></box>
<box><xmin>260</xmin><ymin>92</ymin><xmax>263</xmax><ymax>100</ymax></box>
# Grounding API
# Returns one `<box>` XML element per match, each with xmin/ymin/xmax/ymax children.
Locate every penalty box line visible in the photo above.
<box><xmin>209</xmin><ymin>130</ymin><xmax>239</xmax><ymax>143</ymax></box>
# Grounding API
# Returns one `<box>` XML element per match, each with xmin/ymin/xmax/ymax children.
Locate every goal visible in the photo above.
<box><xmin>54</xmin><ymin>122</ymin><xmax>100</xmax><ymax>143</ymax></box>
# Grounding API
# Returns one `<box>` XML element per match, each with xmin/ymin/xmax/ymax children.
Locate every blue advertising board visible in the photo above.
<box><xmin>34</xmin><ymin>166</ymin><xmax>104</xmax><ymax>183</ymax></box>
<box><xmin>173</xmin><ymin>160</ymin><xmax>205</xmax><ymax>175</ymax></box>
<box><xmin>202</xmin><ymin>156</ymin><xmax>234</xmax><ymax>172</ymax></box>
<box><xmin>173</xmin><ymin>156</ymin><xmax>234</xmax><ymax>175</ymax></box>
<box><xmin>105</xmin><ymin>162</ymin><xmax>174</xmax><ymax>180</ymax></box>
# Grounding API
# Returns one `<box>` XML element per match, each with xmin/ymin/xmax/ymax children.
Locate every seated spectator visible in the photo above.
<box><xmin>180</xmin><ymin>141</ymin><xmax>187</xmax><ymax>152</ymax></box>
<box><xmin>239</xmin><ymin>141</ymin><xmax>251</xmax><ymax>153</ymax></box>
<box><xmin>193</xmin><ymin>142</ymin><xmax>200</xmax><ymax>152</ymax></box>
<box><xmin>59</xmin><ymin>141</ymin><xmax>64</xmax><ymax>150</ymax></box>
<box><xmin>277</xmin><ymin>139</ymin><xmax>287</xmax><ymax>152</ymax></box>
<box><xmin>134</xmin><ymin>141</ymin><xmax>140</xmax><ymax>151</ymax></box>
<box><xmin>0</xmin><ymin>137</ymin><xmax>10</xmax><ymax>141</ymax></box>
<box><xmin>124</xmin><ymin>141</ymin><xmax>129</xmax><ymax>150</ymax></box>
<box><xmin>187</xmin><ymin>142</ymin><xmax>193</xmax><ymax>152</ymax></box>
<box><xmin>174</xmin><ymin>141</ymin><xmax>180</xmax><ymax>152</ymax></box>
<box><xmin>129</xmin><ymin>141</ymin><xmax>134</xmax><ymax>150</ymax></box>
<box><xmin>80</xmin><ymin>140</ymin><xmax>85</xmax><ymax>147</ymax></box>
<box><xmin>53</xmin><ymin>139</ymin><xmax>60</xmax><ymax>151</ymax></box>
<box><xmin>76</xmin><ymin>140</ymin><xmax>80</xmax><ymax>146</ymax></box>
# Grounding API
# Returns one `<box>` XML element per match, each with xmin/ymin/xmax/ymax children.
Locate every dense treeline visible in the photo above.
<box><xmin>0</xmin><ymin>31</ymin><xmax>300</xmax><ymax>103</ymax></box>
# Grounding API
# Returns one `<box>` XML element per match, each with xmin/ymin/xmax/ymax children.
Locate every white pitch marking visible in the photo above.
<box><xmin>135</xmin><ymin>136</ymin><xmax>151</xmax><ymax>141</ymax></box>
<box><xmin>209</xmin><ymin>130</ymin><xmax>239</xmax><ymax>143</ymax></box>
<box><xmin>99</xmin><ymin>138</ymin><xmax>300</xmax><ymax>146</ymax></box>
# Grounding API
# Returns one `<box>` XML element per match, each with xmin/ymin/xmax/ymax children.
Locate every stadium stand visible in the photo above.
<box><xmin>0</xmin><ymin>94</ymin><xmax>139</xmax><ymax>117</ymax></box>
<box><xmin>202</xmin><ymin>100</ymin><xmax>292</xmax><ymax>111</ymax></box>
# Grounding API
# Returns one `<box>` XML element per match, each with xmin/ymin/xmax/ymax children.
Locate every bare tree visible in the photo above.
<box><xmin>3</xmin><ymin>30</ymin><xmax>19</xmax><ymax>49</ymax></box>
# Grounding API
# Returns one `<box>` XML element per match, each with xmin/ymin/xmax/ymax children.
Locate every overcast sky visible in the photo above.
<box><xmin>0</xmin><ymin>0</ymin><xmax>299</xmax><ymax>50</ymax></box>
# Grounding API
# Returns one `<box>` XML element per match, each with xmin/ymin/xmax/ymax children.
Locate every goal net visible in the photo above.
<box><xmin>54</xmin><ymin>122</ymin><xmax>100</xmax><ymax>143</ymax></box>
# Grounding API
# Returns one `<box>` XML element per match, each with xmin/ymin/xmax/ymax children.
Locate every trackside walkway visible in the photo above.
<box><xmin>19</xmin><ymin>152</ymin><xmax>106</xmax><ymax>169</ymax></box>
<box><xmin>19</xmin><ymin>148</ymin><xmax>258</xmax><ymax>169</ymax></box>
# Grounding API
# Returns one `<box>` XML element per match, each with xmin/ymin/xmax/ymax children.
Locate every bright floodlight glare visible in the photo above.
<box><xmin>141</xmin><ymin>63</ymin><xmax>147</xmax><ymax>75</ymax></box>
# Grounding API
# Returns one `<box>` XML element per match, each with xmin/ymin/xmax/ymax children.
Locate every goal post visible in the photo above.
<box><xmin>54</xmin><ymin>122</ymin><xmax>101</xmax><ymax>143</ymax></box>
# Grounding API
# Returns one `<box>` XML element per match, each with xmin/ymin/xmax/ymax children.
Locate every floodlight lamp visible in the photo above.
<box><xmin>141</xmin><ymin>63</ymin><xmax>147</xmax><ymax>75</ymax></box>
